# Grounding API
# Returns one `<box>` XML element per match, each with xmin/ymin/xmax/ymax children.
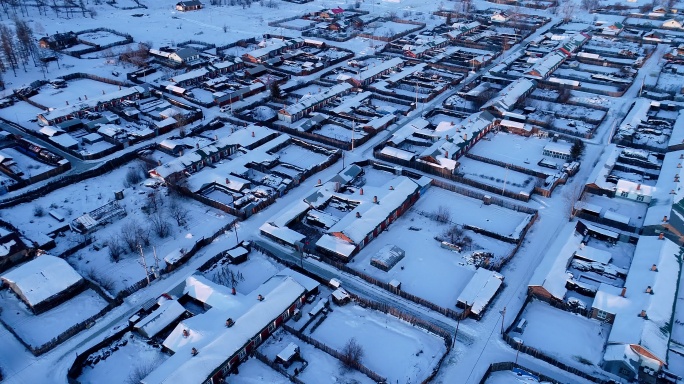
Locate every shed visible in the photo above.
<box><xmin>331</xmin><ymin>288</ymin><xmax>351</xmax><ymax>305</ymax></box>
<box><xmin>370</xmin><ymin>245</ymin><xmax>405</xmax><ymax>272</ymax></box>
<box><xmin>275</xmin><ymin>342</ymin><xmax>300</xmax><ymax>368</ymax></box>
<box><xmin>227</xmin><ymin>246</ymin><xmax>249</xmax><ymax>264</ymax></box>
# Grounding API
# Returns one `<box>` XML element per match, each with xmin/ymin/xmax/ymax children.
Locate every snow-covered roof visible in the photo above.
<box><xmin>281</xmin><ymin>83</ymin><xmax>351</xmax><ymax>117</ymax></box>
<box><xmin>39</xmin><ymin>86</ymin><xmax>144</xmax><ymax>122</ymax></box>
<box><xmin>586</xmin><ymin>144</ymin><xmax>620</xmax><ymax>191</ymax></box>
<box><xmin>331</xmin><ymin>91</ymin><xmax>371</xmax><ymax>114</ymax></box>
<box><xmin>543</xmin><ymin>141</ymin><xmax>572</xmax><ymax>156</ymax></box>
<box><xmin>481</xmin><ymin>78</ymin><xmax>536</xmax><ymax>113</ymax></box>
<box><xmin>171</xmin><ymin>68</ymin><xmax>209</xmax><ymax>84</ymax></box>
<box><xmin>380</xmin><ymin>146</ymin><xmax>416</xmax><ymax>161</ymax></box>
<box><xmin>667</xmin><ymin>110</ymin><xmax>684</xmax><ymax>149</ymax></box>
<box><xmin>574</xmin><ymin>245</ymin><xmax>611</xmax><ymax>264</ymax></box>
<box><xmin>357</xmin><ymin>57</ymin><xmax>403</xmax><ymax>82</ymax></box>
<box><xmin>616</xmin><ymin>98</ymin><xmax>652</xmax><ymax>139</ymax></box>
<box><xmin>525</xmin><ymin>50</ymin><xmax>566</xmax><ymax>79</ymax></box>
<box><xmin>317</xmin><ymin>176</ymin><xmax>421</xmax><ymax>257</ymax></box>
<box><xmin>528</xmin><ymin>222</ymin><xmax>583</xmax><ymax>300</ymax></box>
<box><xmin>143</xmin><ymin>276</ymin><xmax>305</xmax><ymax>384</ymax></box>
<box><xmin>50</xmin><ymin>133</ymin><xmax>79</xmax><ymax>148</ymax></box>
<box><xmin>644</xmin><ymin>150</ymin><xmax>684</xmax><ymax>226</ymax></box>
<box><xmin>616</xmin><ymin>179</ymin><xmax>654</xmax><ymax>197</ymax></box>
<box><xmin>593</xmin><ymin>236</ymin><xmax>681</xmax><ymax>364</ymax></box>
<box><xmin>457</xmin><ymin>267</ymin><xmax>503</xmax><ymax>316</ymax></box>
<box><xmin>134</xmin><ymin>299</ymin><xmax>186</xmax><ymax>338</ymax></box>
<box><xmin>1</xmin><ymin>255</ymin><xmax>83</xmax><ymax>306</ymax></box>
<box><xmin>277</xmin><ymin>342</ymin><xmax>299</xmax><ymax>362</ymax></box>
<box><xmin>184</xmin><ymin>275</ymin><xmax>247</xmax><ymax>311</ymax></box>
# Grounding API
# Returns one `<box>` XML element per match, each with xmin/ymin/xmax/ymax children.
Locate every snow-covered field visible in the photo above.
<box><xmin>310</xmin><ymin>303</ymin><xmax>446</xmax><ymax>384</ymax></box>
<box><xmin>509</xmin><ymin>300</ymin><xmax>610</xmax><ymax>367</ymax></box>
<box><xmin>485</xmin><ymin>369</ymin><xmax>548</xmax><ymax>383</ymax></box>
<box><xmin>229</xmin><ymin>358</ymin><xmax>289</xmax><ymax>384</ymax></box>
<box><xmin>457</xmin><ymin>157</ymin><xmax>537</xmax><ymax>196</ymax></box>
<box><xmin>202</xmin><ymin>250</ymin><xmax>282</xmax><ymax>295</ymax></box>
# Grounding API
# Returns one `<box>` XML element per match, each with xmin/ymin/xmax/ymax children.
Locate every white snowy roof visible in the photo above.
<box><xmin>616</xmin><ymin>179</ymin><xmax>654</xmax><ymax>197</ymax></box>
<box><xmin>50</xmin><ymin>133</ymin><xmax>79</xmax><ymax>148</ymax></box>
<box><xmin>543</xmin><ymin>141</ymin><xmax>572</xmax><ymax>156</ymax></box>
<box><xmin>39</xmin><ymin>86</ymin><xmax>143</xmax><ymax>121</ymax></box>
<box><xmin>617</xmin><ymin>98</ymin><xmax>652</xmax><ymax>138</ymax></box>
<box><xmin>171</xmin><ymin>68</ymin><xmax>209</xmax><ymax>84</ymax></box>
<box><xmin>457</xmin><ymin>267</ymin><xmax>503</xmax><ymax>315</ymax></box>
<box><xmin>143</xmin><ymin>276</ymin><xmax>305</xmax><ymax>384</ymax></box>
<box><xmin>586</xmin><ymin>144</ymin><xmax>620</xmax><ymax>190</ymax></box>
<box><xmin>184</xmin><ymin>275</ymin><xmax>247</xmax><ymax>311</ymax></box>
<box><xmin>1</xmin><ymin>255</ymin><xmax>83</xmax><ymax>306</ymax></box>
<box><xmin>594</xmin><ymin>236</ymin><xmax>681</xmax><ymax>364</ymax></box>
<box><xmin>644</xmin><ymin>149</ymin><xmax>684</xmax><ymax>226</ymax></box>
<box><xmin>380</xmin><ymin>146</ymin><xmax>416</xmax><ymax>161</ymax></box>
<box><xmin>667</xmin><ymin>110</ymin><xmax>684</xmax><ymax>149</ymax></box>
<box><xmin>574</xmin><ymin>245</ymin><xmax>612</xmax><ymax>264</ymax></box>
<box><xmin>357</xmin><ymin>57</ymin><xmax>403</xmax><ymax>82</ymax></box>
<box><xmin>317</xmin><ymin>176</ymin><xmax>420</xmax><ymax>253</ymax></box>
<box><xmin>331</xmin><ymin>91</ymin><xmax>371</xmax><ymax>114</ymax></box>
<box><xmin>525</xmin><ymin>50</ymin><xmax>566</xmax><ymax>79</ymax></box>
<box><xmin>481</xmin><ymin>78</ymin><xmax>535</xmax><ymax>112</ymax></box>
<box><xmin>281</xmin><ymin>83</ymin><xmax>351</xmax><ymax>116</ymax></box>
<box><xmin>528</xmin><ymin>222</ymin><xmax>583</xmax><ymax>300</ymax></box>
<box><xmin>134</xmin><ymin>299</ymin><xmax>186</xmax><ymax>338</ymax></box>
<box><xmin>277</xmin><ymin>342</ymin><xmax>299</xmax><ymax>362</ymax></box>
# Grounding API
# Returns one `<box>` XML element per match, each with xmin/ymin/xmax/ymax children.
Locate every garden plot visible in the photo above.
<box><xmin>457</xmin><ymin>157</ymin><xmax>537</xmax><ymax>197</ymax></box>
<box><xmin>0</xmin><ymin>288</ymin><xmax>108</xmax><ymax>348</ymax></box>
<box><xmin>310</xmin><ymin>303</ymin><xmax>446</xmax><ymax>384</ymax></box>
<box><xmin>469</xmin><ymin>132</ymin><xmax>572</xmax><ymax>176</ymax></box>
<box><xmin>527</xmin><ymin>99</ymin><xmax>606</xmax><ymax>123</ymax></box>
<box><xmin>29</xmin><ymin>79</ymin><xmax>121</xmax><ymax>108</ymax></box>
<box><xmin>202</xmin><ymin>250</ymin><xmax>282</xmax><ymax>295</ymax></box>
<box><xmin>0</xmin><ymin>147</ymin><xmax>56</xmax><ymax>179</ymax></box>
<box><xmin>655</xmin><ymin>67</ymin><xmax>684</xmax><ymax>95</ymax></box>
<box><xmin>78</xmin><ymin>31</ymin><xmax>129</xmax><ymax>47</ymax></box>
<box><xmin>0</xmin><ymin>101</ymin><xmax>48</xmax><ymax>128</ymax></box>
<box><xmin>416</xmin><ymin>187</ymin><xmax>534</xmax><ymax>241</ymax></box>
<box><xmin>348</xmin><ymin>206</ymin><xmax>516</xmax><ymax>307</ymax></box>
<box><xmin>275</xmin><ymin>144</ymin><xmax>330</xmax><ymax>171</ymax></box>
<box><xmin>365</xmin><ymin>21</ymin><xmax>418</xmax><ymax>40</ymax></box>
<box><xmin>81</xmin><ymin>42</ymin><xmax>139</xmax><ymax>59</ymax></box>
<box><xmin>259</xmin><ymin>329</ymin><xmax>375</xmax><ymax>384</ymax></box>
<box><xmin>568</xmin><ymin>91</ymin><xmax>612</xmax><ymax>109</ymax></box>
<box><xmin>77</xmin><ymin>332</ymin><xmax>166</xmax><ymax>384</ymax></box>
<box><xmin>230</xmin><ymin>358</ymin><xmax>289</xmax><ymax>384</ymax></box>
<box><xmin>509</xmin><ymin>300</ymin><xmax>610</xmax><ymax>367</ymax></box>
<box><xmin>0</xmin><ymin>162</ymin><xmax>234</xmax><ymax>294</ymax></box>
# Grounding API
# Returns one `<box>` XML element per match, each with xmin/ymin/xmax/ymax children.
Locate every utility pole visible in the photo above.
<box><xmin>138</xmin><ymin>244</ymin><xmax>150</xmax><ymax>286</ymax></box>
<box><xmin>500</xmin><ymin>306</ymin><xmax>506</xmax><ymax>335</ymax></box>
<box><xmin>152</xmin><ymin>246</ymin><xmax>160</xmax><ymax>275</ymax></box>
<box><xmin>351</xmin><ymin>118</ymin><xmax>355</xmax><ymax>151</ymax></box>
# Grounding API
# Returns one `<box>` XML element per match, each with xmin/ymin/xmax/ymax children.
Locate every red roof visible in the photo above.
<box><xmin>331</xmin><ymin>7</ymin><xmax>344</xmax><ymax>14</ymax></box>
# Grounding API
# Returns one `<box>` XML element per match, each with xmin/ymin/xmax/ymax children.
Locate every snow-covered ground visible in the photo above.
<box><xmin>309</xmin><ymin>303</ymin><xmax>447</xmax><ymax>384</ymax></box>
<box><xmin>509</xmin><ymin>300</ymin><xmax>611</xmax><ymax>367</ymax></box>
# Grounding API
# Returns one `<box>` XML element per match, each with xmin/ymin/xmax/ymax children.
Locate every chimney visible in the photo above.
<box><xmin>66</xmin><ymin>101</ymin><xmax>69</xmax><ymax>105</ymax></box>
<box><xmin>651</xmin><ymin>263</ymin><xmax>658</xmax><ymax>271</ymax></box>
<box><xmin>678</xmin><ymin>163</ymin><xmax>682</xmax><ymax>168</ymax></box>
<box><xmin>356</xmin><ymin>211</ymin><xmax>361</xmax><ymax>218</ymax></box>
<box><xmin>252</xmin><ymin>131</ymin><xmax>255</xmax><ymax>137</ymax></box>
<box><xmin>636</xmin><ymin>184</ymin><xmax>641</xmax><ymax>190</ymax></box>
<box><xmin>639</xmin><ymin>310</ymin><xmax>647</xmax><ymax>318</ymax></box>
<box><xmin>226</xmin><ymin>178</ymin><xmax>230</xmax><ymax>185</ymax></box>
<box><xmin>196</xmin><ymin>143</ymin><xmax>200</xmax><ymax>149</ymax></box>
<box><xmin>670</xmin><ymin>189</ymin><xmax>676</xmax><ymax>194</ymax></box>
<box><xmin>191</xmin><ymin>347</ymin><xmax>199</xmax><ymax>356</ymax></box>
<box><xmin>389</xmin><ymin>185</ymin><xmax>394</xmax><ymax>190</ymax></box>
<box><xmin>360</xmin><ymin>188</ymin><xmax>364</xmax><ymax>195</ymax></box>
<box><xmin>680</xmin><ymin>154</ymin><xmax>683</xmax><ymax>159</ymax></box>
<box><xmin>157</xmin><ymin>159</ymin><xmax>162</xmax><ymax>166</ymax></box>
<box><xmin>620</xmin><ymin>287</ymin><xmax>626</xmax><ymax>297</ymax></box>
<box><xmin>463</xmin><ymin>133</ymin><xmax>468</xmax><ymax>141</ymax></box>
<box><xmin>659</xmin><ymin>232</ymin><xmax>665</xmax><ymax>240</ymax></box>
<box><xmin>226</xmin><ymin>318</ymin><xmax>234</xmax><ymax>327</ymax></box>
<box><xmin>231</xmin><ymin>287</ymin><xmax>236</xmax><ymax>295</ymax></box>
<box><xmin>257</xmin><ymin>294</ymin><xmax>264</xmax><ymax>301</ymax></box>
<box><xmin>182</xmin><ymin>329</ymin><xmax>190</xmax><ymax>338</ymax></box>
<box><xmin>317</xmin><ymin>179</ymin><xmax>321</xmax><ymax>185</ymax></box>
<box><xmin>645</xmin><ymin>286</ymin><xmax>652</xmax><ymax>294</ymax></box>
<box><xmin>214</xmin><ymin>135</ymin><xmax>218</xmax><ymax>141</ymax></box>
<box><xmin>445</xmin><ymin>151</ymin><xmax>449</xmax><ymax>158</ymax></box>
<box><xmin>373</xmin><ymin>195</ymin><xmax>378</xmax><ymax>203</ymax></box>
<box><xmin>663</xmin><ymin>216</ymin><xmax>669</xmax><ymax>223</ymax></box>
<box><xmin>446</xmin><ymin>135</ymin><xmax>449</xmax><ymax>140</ymax></box>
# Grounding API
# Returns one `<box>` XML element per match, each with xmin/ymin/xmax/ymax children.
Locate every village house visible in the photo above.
<box><xmin>278</xmin><ymin>83</ymin><xmax>352</xmax><ymax>124</ymax></box>
<box><xmin>242</xmin><ymin>38</ymin><xmax>304</xmax><ymax>64</ymax></box>
<box><xmin>142</xmin><ymin>271</ymin><xmax>318</xmax><ymax>384</ymax></box>
<box><xmin>542</xmin><ymin>141</ymin><xmax>572</xmax><ymax>160</ymax></box>
<box><xmin>1</xmin><ymin>255</ymin><xmax>84</xmax><ymax>314</ymax></box>
<box><xmin>481</xmin><ymin>78</ymin><xmax>536</xmax><ymax>117</ymax></box>
<box><xmin>175</xmin><ymin>0</ymin><xmax>203</xmax><ymax>11</ymax></box>
<box><xmin>36</xmin><ymin>86</ymin><xmax>145</xmax><ymax>126</ymax></box>
<box><xmin>641</xmin><ymin>150</ymin><xmax>684</xmax><ymax>241</ymax></box>
<box><xmin>662</xmin><ymin>18</ymin><xmax>683</xmax><ymax>29</ymax></box>
<box><xmin>38</xmin><ymin>31</ymin><xmax>77</xmax><ymax>50</ymax></box>
<box><xmin>346</xmin><ymin>57</ymin><xmax>404</xmax><ymax>87</ymax></box>
<box><xmin>591</xmin><ymin>236</ymin><xmax>680</xmax><ymax>380</ymax></box>
<box><xmin>0</xmin><ymin>228</ymin><xmax>29</xmax><ymax>273</ymax></box>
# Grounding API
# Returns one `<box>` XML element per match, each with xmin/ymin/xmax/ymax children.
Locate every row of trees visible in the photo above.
<box><xmin>0</xmin><ymin>0</ymin><xmax>96</xmax><ymax>20</ymax></box>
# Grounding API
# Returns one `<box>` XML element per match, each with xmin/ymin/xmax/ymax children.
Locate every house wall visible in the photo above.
<box><xmin>589</xmin><ymin>307</ymin><xmax>616</xmax><ymax>323</ymax></box>
<box><xmin>603</xmin><ymin>359</ymin><xmax>638</xmax><ymax>380</ymax></box>
<box><xmin>8</xmin><ymin>278</ymin><xmax>85</xmax><ymax>315</ymax></box>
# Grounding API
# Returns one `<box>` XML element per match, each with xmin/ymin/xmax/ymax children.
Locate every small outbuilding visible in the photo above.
<box><xmin>276</xmin><ymin>342</ymin><xmax>300</xmax><ymax>368</ymax></box>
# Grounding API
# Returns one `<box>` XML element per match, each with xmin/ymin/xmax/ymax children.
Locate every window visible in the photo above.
<box><xmin>596</xmin><ymin>309</ymin><xmax>608</xmax><ymax>320</ymax></box>
<box><xmin>268</xmin><ymin>322</ymin><xmax>276</xmax><ymax>333</ymax></box>
<box><xmin>238</xmin><ymin>348</ymin><xmax>247</xmax><ymax>360</ymax></box>
<box><xmin>620</xmin><ymin>191</ymin><xmax>629</xmax><ymax>197</ymax></box>
<box><xmin>636</xmin><ymin>195</ymin><xmax>644</xmax><ymax>202</ymax></box>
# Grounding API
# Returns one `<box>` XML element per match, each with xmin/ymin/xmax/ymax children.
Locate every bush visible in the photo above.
<box><xmin>341</xmin><ymin>338</ymin><xmax>364</xmax><ymax>369</ymax></box>
<box><xmin>33</xmin><ymin>205</ymin><xmax>45</xmax><ymax>217</ymax></box>
<box><xmin>124</xmin><ymin>167</ymin><xmax>143</xmax><ymax>187</ymax></box>
<box><xmin>84</xmin><ymin>267</ymin><xmax>116</xmax><ymax>292</ymax></box>
<box><xmin>105</xmin><ymin>235</ymin><xmax>126</xmax><ymax>262</ymax></box>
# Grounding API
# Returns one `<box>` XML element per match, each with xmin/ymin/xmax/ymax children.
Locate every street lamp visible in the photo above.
<box><xmin>515</xmin><ymin>338</ymin><xmax>524</xmax><ymax>365</ymax></box>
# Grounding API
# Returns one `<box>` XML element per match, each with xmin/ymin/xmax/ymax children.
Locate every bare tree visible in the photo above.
<box><xmin>211</xmin><ymin>265</ymin><xmax>244</xmax><ymax>288</ymax></box>
<box><xmin>105</xmin><ymin>235</ymin><xmax>126</xmax><ymax>262</ymax></box>
<box><xmin>433</xmin><ymin>205</ymin><xmax>451</xmax><ymax>223</ymax></box>
<box><xmin>149</xmin><ymin>212</ymin><xmax>171</xmax><ymax>238</ymax></box>
<box><xmin>84</xmin><ymin>267</ymin><xmax>115</xmax><ymax>291</ymax></box>
<box><xmin>341</xmin><ymin>338</ymin><xmax>364</xmax><ymax>369</ymax></box>
<box><xmin>0</xmin><ymin>24</ymin><xmax>18</xmax><ymax>75</ymax></box>
<box><xmin>121</xmin><ymin>221</ymin><xmax>142</xmax><ymax>252</ymax></box>
<box><xmin>169</xmin><ymin>198</ymin><xmax>190</xmax><ymax>227</ymax></box>
<box><xmin>563</xmin><ymin>183</ymin><xmax>584</xmax><ymax>220</ymax></box>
